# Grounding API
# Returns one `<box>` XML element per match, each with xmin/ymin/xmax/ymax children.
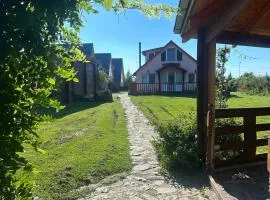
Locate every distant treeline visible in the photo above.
<box><xmin>228</xmin><ymin>73</ymin><xmax>270</xmax><ymax>95</ymax></box>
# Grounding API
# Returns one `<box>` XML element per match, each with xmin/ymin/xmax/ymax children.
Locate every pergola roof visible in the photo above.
<box><xmin>174</xmin><ymin>0</ymin><xmax>270</xmax><ymax>47</ymax></box>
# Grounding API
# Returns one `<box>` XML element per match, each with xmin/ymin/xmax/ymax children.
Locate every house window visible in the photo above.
<box><xmin>168</xmin><ymin>72</ymin><xmax>175</xmax><ymax>84</ymax></box>
<box><xmin>161</xmin><ymin>51</ymin><xmax>166</xmax><ymax>61</ymax></box>
<box><xmin>175</xmin><ymin>72</ymin><xmax>182</xmax><ymax>83</ymax></box>
<box><xmin>167</xmin><ymin>48</ymin><xmax>176</xmax><ymax>61</ymax></box>
<box><xmin>142</xmin><ymin>74</ymin><xmax>148</xmax><ymax>83</ymax></box>
<box><xmin>188</xmin><ymin>73</ymin><xmax>195</xmax><ymax>83</ymax></box>
<box><xmin>160</xmin><ymin>72</ymin><xmax>167</xmax><ymax>83</ymax></box>
<box><xmin>149</xmin><ymin>73</ymin><xmax>155</xmax><ymax>83</ymax></box>
<box><xmin>149</xmin><ymin>52</ymin><xmax>155</xmax><ymax>60</ymax></box>
<box><xmin>177</xmin><ymin>50</ymin><xmax>182</xmax><ymax>61</ymax></box>
<box><xmin>161</xmin><ymin>48</ymin><xmax>182</xmax><ymax>62</ymax></box>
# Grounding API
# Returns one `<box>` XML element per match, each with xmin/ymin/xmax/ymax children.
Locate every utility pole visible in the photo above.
<box><xmin>139</xmin><ymin>42</ymin><xmax>142</xmax><ymax>68</ymax></box>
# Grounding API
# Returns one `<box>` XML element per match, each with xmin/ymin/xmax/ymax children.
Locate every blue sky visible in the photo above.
<box><xmin>79</xmin><ymin>0</ymin><xmax>270</xmax><ymax>77</ymax></box>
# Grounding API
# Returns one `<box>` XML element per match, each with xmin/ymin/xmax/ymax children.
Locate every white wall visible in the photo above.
<box><xmin>136</xmin><ymin>42</ymin><xmax>197</xmax><ymax>83</ymax></box>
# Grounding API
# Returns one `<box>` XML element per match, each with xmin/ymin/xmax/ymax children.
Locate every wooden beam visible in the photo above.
<box><xmin>197</xmin><ymin>28</ymin><xmax>208</xmax><ymax>155</ymax></box>
<box><xmin>206</xmin><ymin>40</ymin><xmax>216</xmax><ymax>170</ymax></box>
<box><xmin>181</xmin><ymin>0</ymin><xmax>231</xmax><ymax>42</ymax></box>
<box><xmin>268</xmin><ymin>139</ymin><xmax>270</xmax><ymax>172</ymax></box>
<box><xmin>205</xmin><ymin>0</ymin><xmax>251</xmax><ymax>43</ymax></box>
<box><xmin>217</xmin><ymin>31</ymin><xmax>270</xmax><ymax>48</ymax></box>
<box><xmin>241</xmin><ymin>1</ymin><xmax>270</xmax><ymax>34</ymax></box>
<box><xmin>190</xmin><ymin>0</ymin><xmax>230</xmax><ymax>27</ymax></box>
<box><xmin>182</xmin><ymin>27</ymin><xmax>197</xmax><ymax>43</ymax></box>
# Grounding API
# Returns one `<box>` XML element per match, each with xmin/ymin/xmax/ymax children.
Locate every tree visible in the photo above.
<box><xmin>0</xmin><ymin>1</ymin><xmax>177</xmax><ymax>199</ymax></box>
<box><xmin>216</xmin><ymin>45</ymin><xmax>231</xmax><ymax>109</ymax></box>
<box><xmin>98</xmin><ymin>68</ymin><xmax>110</xmax><ymax>90</ymax></box>
<box><xmin>124</xmin><ymin>70</ymin><xmax>134</xmax><ymax>89</ymax></box>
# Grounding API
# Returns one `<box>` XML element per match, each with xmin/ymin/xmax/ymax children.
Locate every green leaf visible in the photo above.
<box><xmin>48</xmin><ymin>78</ymin><xmax>56</xmax><ymax>85</ymax></box>
<box><xmin>15</xmin><ymin>87</ymin><xmax>23</xmax><ymax>92</ymax></box>
<box><xmin>73</xmin><ymin>77</ymin><xmax>79</xmax><ymax>82</ymax></box>
<box><xmin>37</xmin><ymin>148</ymin><xmax>47</xmax><ymax>155</ymax></box>
<box><xmin>104</xmin><ymin>0</ymin><xmax>112</xmax><ymax>10</ymax></box>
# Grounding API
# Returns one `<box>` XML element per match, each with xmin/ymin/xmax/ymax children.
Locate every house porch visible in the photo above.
<box><xmin>130</xmin><ymin>63</ymin><xmax>197</xmax><ymax>94</ymax></box>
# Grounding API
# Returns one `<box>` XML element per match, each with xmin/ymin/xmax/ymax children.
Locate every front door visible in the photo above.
<box><xmin>168</xmin><ymin>72</ymin><xmax>175</xmax><ymax>92</ymax></box>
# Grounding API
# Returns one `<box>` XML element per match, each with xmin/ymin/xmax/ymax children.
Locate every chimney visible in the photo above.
<box><xmin>139</xmin><ymin>42</ymin><xmax>141</xmax><ymax>68</ymax></box>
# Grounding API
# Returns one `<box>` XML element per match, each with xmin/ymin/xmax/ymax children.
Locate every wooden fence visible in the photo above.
<box><xmin>214</xmin><ymin>107</ymin><xmax>270</xmax><ymax>168</ymax></box>
<box><xmin>129</xmin><ymin>82</ymin><xmax>197</xmax><ymax>94</ymax></box>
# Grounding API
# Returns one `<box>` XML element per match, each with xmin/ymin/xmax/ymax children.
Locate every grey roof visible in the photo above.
<box><xmin>112</xmin><ymin>58</ymin><xmax>124</xmax><ymax>85</ymax></box>
<box><xmin>80</xmin><ymin>43</ymin><xmax>94</xmax><ymax>61</ymax></box>
<box><xmin>62</xmin><ymin>43</ymin><xmax>95</xmax><ymax>61</ymax></box>
<box><xmin>95</xmin><ymin>53</ymin><xmax>112</xmax><ymax>73</ymax></box>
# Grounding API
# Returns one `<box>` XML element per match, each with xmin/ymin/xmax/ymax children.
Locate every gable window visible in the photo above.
<box><xmin>161</xmin><ymin>51</ymin><xmax>166</xmax><ymax>61</ymax></box>
<box><xmin>161</xmin><ymin>48</ymin><xmax>183</xmax><ymax>62</ymax></box>
<box><xmin>188</xmin><ymin>73</ymin><xmax>195</xmax><ymax>83</ymax></box>
<box><xmin>149</xmin><ymin>52</ymin><xmax>155</xmax><ymax>60</ymax></box>
<box><xmin>167</xmin><ymin>48</ymin><xmax>176</xmax><ymax>61</ymax></box>
<box><xmin>177</xmin><ymin>50</ymin><xmax>182</xmax><ymax>61</ymax></box>
<box><xmin>149</xmin><ymin>73</ymin><xmax>155</xmax><ymax>83</ymax></box>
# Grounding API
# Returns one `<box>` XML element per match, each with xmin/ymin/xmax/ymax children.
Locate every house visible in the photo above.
<box><xmin>95</xmin><ymin>53</ymin><xmax>113</xmax><ymax>79</ymax></box>
<box><xmin>112</xmin><ymin>58</ymin><xmax>125</xmax><ymax>90</ymax></box>
<box><xmin>132</xmin><ymin>40</ymin><xmax>197</xmax><ymax>94</ymax></box>
<box><xmin>58</xmin><ymin>43</ymin><xmax>112</xmax><ymax>103</ymax></box>
<box><xmin>72</xmin><ymin>43</ymin><xmax>98</xmax><ymax>99</ymax></box>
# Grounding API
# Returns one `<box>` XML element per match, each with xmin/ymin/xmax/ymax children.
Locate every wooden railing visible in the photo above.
<box><xmin>214</xmin><ymin>107</ymin><xmax>270</xmax><ymax>168</ymax></box>
<box><xmin>129</xmin><ymin>82</ymin><xmax>197</xmax><ymax>94</ymax></box>
<box><xmin>267</xmin><ymin>139</ymin><xmax>270</xmax><ymax>195</ymax></box>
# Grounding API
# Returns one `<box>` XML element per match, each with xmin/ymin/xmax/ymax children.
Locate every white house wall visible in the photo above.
<box><xmin>135</xmin><ymin>42</ymin><xmax>197</xmax><ymax>83</ymax></box>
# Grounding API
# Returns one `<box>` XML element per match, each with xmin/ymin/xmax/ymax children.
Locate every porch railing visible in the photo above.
<box><xmin>129</xmin><ymin>82</ymin><xmax>197</xmax><ymax>94</ymax></box>
<box><xmin>214</xmin><ymin>107</ymin><xmax>270</xmax><ymax>168</ymax></box>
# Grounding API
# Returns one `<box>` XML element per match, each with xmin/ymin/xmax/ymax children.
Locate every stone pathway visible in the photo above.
<box><xmin>80</xmin><ymin>93</ymin><xmax>217</xmax><ymax>200</ymax></box>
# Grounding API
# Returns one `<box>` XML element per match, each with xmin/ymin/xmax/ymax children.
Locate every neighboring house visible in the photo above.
<box><xmin>132</xmin><ymin>40</ymin><xmax>197</xmax><ymax>93</ymax></box>
<box><xmin>95</xmin><ymin>53</ymin><xmax>113</xmax><ymax>79</ymax></box>
<box><xmin>72</xmin><ymin>43</ymin><xmax>97</xmax><ymax>99</ymax></box>
<box><xmin>57</xmin><ymin>43</ymin><xmax>100</xmax><ymax>103</ymax></box>
<box><xmin>112</xmin><ymin>58</ymin><xmax>125</xmax><ymax>89</ymax></box>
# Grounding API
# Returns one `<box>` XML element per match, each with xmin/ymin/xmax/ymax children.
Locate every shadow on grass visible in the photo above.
<box><xmin>40</xmin><ymin>100</ymin><xmax>111</xmax><ymax>119</ymax></box>
<box><xmin>228</xmin><ymin>93</ymin><xmax>243</xmax><ymax>99</ymax></box>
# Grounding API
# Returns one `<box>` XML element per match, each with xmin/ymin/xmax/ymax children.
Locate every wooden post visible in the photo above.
<box><xmin>197</xmin><ymin>28</ymin><xmax>208</xmax><ymax>156</ymax></box>
<box><xmin>206</xmin><ymin>40</ymin><xmax>216</xmax><ymax>170</ymax></box>
<box><xmin>268</xmin><ymin>139</ymin><xmax>270</xmax><ymax>172</ymax></box>
<box><xmin>244</xmin><ymin>115</ymin><xmax>256</xmax><ymax>161</ymax></box>
<box><xmin>268</xmin><ymin>139</ymin><xmax>270</xmax><ymax>195</ymax></box>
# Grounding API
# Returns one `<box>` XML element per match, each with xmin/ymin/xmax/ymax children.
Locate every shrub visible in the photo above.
<box><xmin>153</xmin><ymin>112</ymin><xmax>202</xmax><ymax>170</ymax></box>
<box><xmin>215</xmin><ymin>118</ymin><xmax>243</xmax><ymax>160</ymax></box>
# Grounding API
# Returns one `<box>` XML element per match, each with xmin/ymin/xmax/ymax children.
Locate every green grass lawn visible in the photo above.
<box><xmin>130</xmin><ymin>92</ymin><xmax>270</xmax><ymax>153</ymax></box>
<box><xmin>22</xmin><ymin>99</ymin><xmax>131</xmax><ymax>200</ymax></box>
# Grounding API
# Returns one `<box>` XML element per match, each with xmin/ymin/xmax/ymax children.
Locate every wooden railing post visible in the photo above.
<box><xmin>206</xmin><ymin>39</ymin><xmax>216</xmax><ymax>170</ymax></box>
<box><xmin>268</xmin><ymin>139</ymin><xmax>270</xmax><ymax>195</ymax></box>
<box><xmin>244</xmin><ymin>114</ymin><xmax>257</xmax><ymax>161</ymax></box>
